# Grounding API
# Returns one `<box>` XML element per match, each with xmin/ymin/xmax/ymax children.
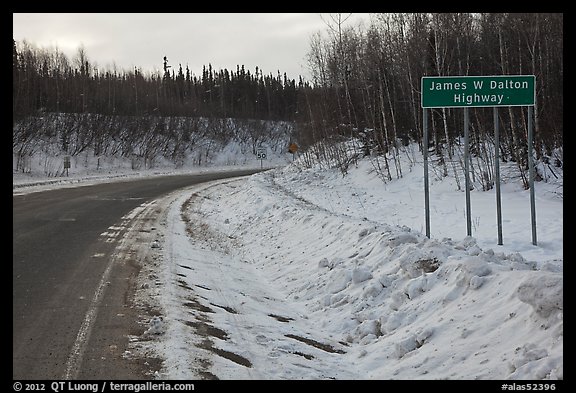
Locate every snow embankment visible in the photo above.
<box><xmin>148</xmin><ymin>167</ymin><xmax>562</xmax><ymax>379</ymax></box>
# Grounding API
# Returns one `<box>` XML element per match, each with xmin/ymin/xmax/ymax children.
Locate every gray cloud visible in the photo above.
<box><xmin>13</xmin><ymin>13</ymin><xmax>371</xmax><ymax>80</ymax></box>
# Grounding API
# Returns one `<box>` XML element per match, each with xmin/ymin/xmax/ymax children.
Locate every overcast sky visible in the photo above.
<box><xmin>13</xmin><ymin>13</ymin><xmax>373</xmax><ymax>81</ymax></box>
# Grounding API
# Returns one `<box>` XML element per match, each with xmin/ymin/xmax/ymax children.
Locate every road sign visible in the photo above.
<box><xmin>421</xmin><ymin>75</ymin><xmax>535</xmax><ymax>108</ymax></box>
<box><xmin>420</xmin><ymin>74</ymin><xmax>538</xmax><ymax>245</ymax></box>
<box><xmin>256</xmin><ymin>149</ymin><xmax>267</xmax><ymax>160</ymax></box>
<box><xmin>288</xmin><ymin>143</ymin><xmax>298</xmax><ymax>154</ymax></box>
<box><xmin>63</xmin><ymin>155</ymin><xmax>71</xmax><ymax>176</ymax></box>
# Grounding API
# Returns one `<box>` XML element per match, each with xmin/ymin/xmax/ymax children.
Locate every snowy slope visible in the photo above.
<box><xmin>128</xmin><ymin>145</ymin><xmax>562</xmax><ymax>380</ymax></box>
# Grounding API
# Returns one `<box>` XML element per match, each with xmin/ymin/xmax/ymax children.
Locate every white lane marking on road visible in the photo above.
<box><xmin>63</xmin><ymin>251</ymin><xmax>116</xmax><ymax>379</ymax></box>
<box><xmin>63</xmin><ymin>181</ymin><xmax>247</xmax><ymax>379</ymax></box>
<box><xmin>63</xmin><ymin>199</ymin><xmax>158</xmax><ymax>379</ymax></box>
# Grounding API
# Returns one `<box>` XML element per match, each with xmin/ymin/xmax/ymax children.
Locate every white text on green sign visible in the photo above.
<box><xmin>421</xmin><ymin>75</ymin><xmax>535</xmax><ymax>108</ymax></box>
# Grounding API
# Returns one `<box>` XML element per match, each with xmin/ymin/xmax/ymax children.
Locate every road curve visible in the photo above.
<box><xmin>13</xmin><ymin>169</ymin><xmax>262</xmax><ymax>380</ymax></box>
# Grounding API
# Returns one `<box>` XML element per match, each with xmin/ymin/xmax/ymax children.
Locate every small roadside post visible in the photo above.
<box><xmin>64</xmin><ymin>156</ymin><xmax>71</xmax><ymax>177</ymax></box>
<box><xmin>256</xmin><ymin>148</ymin><xmax>267</xmax><ymax>169</ymax></box>
<box><xmin>288</xmin><ymin>142</ymin><xmax>299</xmax><ymax>161</ymax></box>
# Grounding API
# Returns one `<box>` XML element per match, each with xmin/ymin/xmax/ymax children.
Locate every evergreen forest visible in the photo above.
<box><xmin>13</xmin><ymin>13</ymin><xmax>563</xmax><ymax>188</ymax></box>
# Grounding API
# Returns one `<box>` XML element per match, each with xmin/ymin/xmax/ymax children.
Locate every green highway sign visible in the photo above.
<box><xmin>421</xmin><ymin>75</ymin><xmax>535</xmax><ymax>108</ymax></box>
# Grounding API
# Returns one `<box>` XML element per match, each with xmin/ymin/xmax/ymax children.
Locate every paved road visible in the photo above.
<box><xmin>13</xmin><ymin>169</ymin><xmax>262</xmax><ymax>380</ymax></box>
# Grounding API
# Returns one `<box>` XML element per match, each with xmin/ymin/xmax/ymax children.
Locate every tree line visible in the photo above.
<box><xmin>13</xmin><ymin>13</ymin><xmax>563</xmax><ymax>188</ymax></box>
<box><xmin>13</xmin><ymin>40</ymin><xmax>300</xmax><ymax>122</ymax></box>
<box><xmin>12</xmin><ymin>39</ymin><xmax>301</xmax><ymax>174</ymax></box>
<box><xmin>295</xmin><ymin>13</ymin><xmax>563</xmax><ymax>189</ymax></box>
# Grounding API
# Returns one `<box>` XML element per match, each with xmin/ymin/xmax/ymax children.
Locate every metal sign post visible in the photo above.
<box><xmin>528</xmin><ymin>106</ymin><xmax>537</xmax><ymax>245</ymax></box>
<box><xmin>64</xmin><ymin>156</ymin><xmax>71</xmax><ymax>177</ymax></box>
<box><xmin>256</xmin><ymin>148</ymin><xmax>267</xmax><ymax>169</ymax></box>
<box><xmin>463</xmin><ymin>107</ymin><xmax>471</xmax><ymax>236</ymax></box>
<box><xmin>421</xmin><ymin>75</ymin><xmax>536</xmax><ymax>245</ymax></box>
<box><xmin>494</xmin><ymin>108</ymin><xmax>503</xmax><ymax>245</ymax></box>
<box><xmin>288</xmin><ymin>143</ymin><xmax>299</xmax><ymax>161</ymax></box>
<box><xmin>423</xmin><ymin>109</ymin><xmax>430</xmax><ymax>238</ymax></box>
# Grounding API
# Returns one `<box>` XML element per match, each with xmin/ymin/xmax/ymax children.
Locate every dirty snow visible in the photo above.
<box><xmin>126</xmin><ymin>143</ymin><xmax>563</xmax><ymax>380</ymax></box>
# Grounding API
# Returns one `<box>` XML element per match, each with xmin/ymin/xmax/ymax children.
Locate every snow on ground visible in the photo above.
<box><xmin>13</xmin><ymin>140</ymin><xmax>562</xmax><ymax>380</ymax></box>
<box><xmin>124</xmin><ymin>143</ymin><xmax>562</xmax><ymax>380</ymax></box>
<box><xmin>12</xmin><ymin>140</ymin><xmax>291</xmax><ymax>195</ymax></box>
